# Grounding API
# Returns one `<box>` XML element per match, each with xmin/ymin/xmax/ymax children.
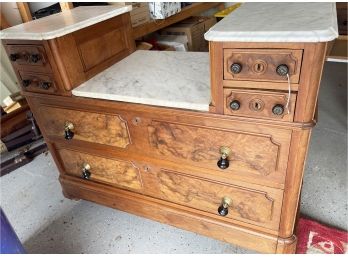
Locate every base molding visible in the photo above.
<box><xmin>59</xmin><ymin>174</ymin><xmax>283</xmax><ymax>253</ymax></box>
<box><xmin>276</xmin><ymin>235</ymin><xmax>297</xmax><ymax>253</ymax></box>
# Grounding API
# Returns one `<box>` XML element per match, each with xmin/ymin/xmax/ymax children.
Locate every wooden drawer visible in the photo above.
<box><xmin>224</xmin><ymin>49</ymin><xmax>303</xmax><ymax>83</ymax></box>
<box><xmin>5</xmin><ymin>44</ymin><xmax>52</xmax><ymax>73</ymax></box>
<box><xmin>39</xmin><ymin>106</ymin><xmax>131</xmax><ymax>148</ymax></box>
<box><xmin>18</xmin><ymin>71</ymin><xmax>57</xmax><ymax>94</ymax></box>
<box><xmin>151</xmin><ymin>168</ymin><xmax>283</xmax><ymax>230</ymax></box>
<box><xmin>146</xmin><ymin>120</ymin><xmax>291</xmax><ymax>185</ymax></box>
<box><xmin>224</xmin><ymin>89</ymin><xmax>297</xmax><ymax>121</ymax></box>
<box><xmin>57</xmin><ymin>148</ymin><xmax>142</xmax><ymax>191</ymax></box>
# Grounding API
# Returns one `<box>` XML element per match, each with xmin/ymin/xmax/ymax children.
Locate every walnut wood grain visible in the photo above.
<box><xmin>153</xmin><ymin>169</ymin><xmax>283</xmax><ymax>230</ymax></box>
<box><xmin>58</xmin><ymin>148</ymin><xmax>142</xmax><ymax>191</ymax></box>
<box><xmin>38</xmin><ymin>106</ymin><xmax>131</xmax><ymax>148</ymax></box>
<box><xmin>147</xmin><ymin>120</ymin><xmax>291</xmax><ymax>180</ymax></box>
<box><xmin>223</xmin><ymin>89</ymin><xmax>297</xmax><ymax>121</ymax></box>
<box><xmin>60</xmin><ymin>174</ymin><xmax>279</xmax><ymax>253</ymax></box>
<box><xmin>17</xmin><ymin>71</ymin><xmax>57</xmax><ymax>94</ymax></box>
<box><xmin>224</xmin><ymin>49</ymin><xmax>303</xmax><ymax>83</ymax></box>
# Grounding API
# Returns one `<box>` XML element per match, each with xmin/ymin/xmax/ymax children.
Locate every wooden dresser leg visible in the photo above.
<box><xmin>62</xmin><ymin>188</ymin><xmax>80</xmax><ymax>201</ymax></box>
<box><xmin>276</xmin><ymin>235</ymin><xmax>297</xmax><ymax>254</ymax></box>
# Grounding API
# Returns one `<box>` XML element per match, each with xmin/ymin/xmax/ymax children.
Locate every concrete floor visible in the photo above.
<box><xmin>0</xmin><ymin>61</ymin><xmax>347</xmax><ymax>254</ymax></box>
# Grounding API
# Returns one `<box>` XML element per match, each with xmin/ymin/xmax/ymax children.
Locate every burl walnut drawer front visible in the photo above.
<box><xmin>18</xmin><ymin>71</ymin><xmax>57</xmax><ymax>94</ymax></box>
<box><xmin>39</xmin><ymin>106</ymin><xmax>131</xmax><ymax>148</ymax></box>
<box><xmin>153</xmin><ymin>169</ymin><xmax>283</xmax><ymax>230</ymax></box>
<box><xmin>224</xmin><ymin>49</ymin><xmax>303</xmax><ymax>83</ymax></box>
<box><xmin>224</xmin><ymin>89</ymin><xmax>297</xmax><ymax>121</ymax></box>
<box><xmin>146</xmin><ymin>120</ymin><xmax>291</xmax><ymax>185</ymax></box>
<box><xmin>58</xmin><ymin>148</ymin><xmax>142</xmax><ymax>191</ymax></box>
<box><xmin>6</xmin><ymin>44</ymin><xmax>51</xmax><ymax>73</ymax></box>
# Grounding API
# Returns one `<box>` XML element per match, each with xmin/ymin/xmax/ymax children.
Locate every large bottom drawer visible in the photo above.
<box><xmin>54</xmin><ymin>145</ymin><xmax>283</xmax><ymax>231</ymax></box>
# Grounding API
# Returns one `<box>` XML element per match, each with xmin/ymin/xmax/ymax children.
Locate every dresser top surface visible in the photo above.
<box><xmin>0</xmin><ymin>5</ymin><xmax>131</xmax><ymax>40</ymax></box>
<box><xmin>204</xmin><ymin>3</ymin><xmax>338</xmax><ymax>42</ymax></box>
<box><xmin>72</xmin><ymin>50</ymin><xmax>210</xmax><ymax>112</ymax></box>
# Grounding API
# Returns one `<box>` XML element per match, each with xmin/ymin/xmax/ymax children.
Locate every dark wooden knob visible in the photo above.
<box><xmin>230</xmin><ymin>63</ymin><xmax>242</xmax><ymax>74</ymax></box>
<box><xmin>218</xmin><ymin>197</ymin><xmax>232</xmax><ymax>216</ymax></box>
<box><xmin>81</xmin><ymin>163</ymin><xmax>91</xmax><ymax>180</ymax></box>
<box><xmin>40</xmin><ymin>82</ymin><xmax>51</xmax><ymax>90</ymax></box>
<box><xmin>272</xmin><ymin>104</ymin><xmax>284</xmax><ymax>115</ymax></box>
<box><xmin>30</xmin><ymin>54</ymin><xmax>40</xmax><ymax>63</ymax></box>
<box><xmin>276</xmin><ymin>64</ymin><xmax>289</xmax><ymax>76</ymax></box>
<box><xmin>64</xmin><ymin>122</ymin><xmax>74</xmax><ymax>140</ymax></box>
<box><xmin>10</xmin><ymin>53</ymin><xmax>19</xmax><ymax>62</ymax></box>
<box><xmin>229</xmin><ymin>100</ymin><xmax>240</xmax><ymax>111</ymax></box>
<box><xmin>22</xmin><ymin>80</ymin><xmax>31</xmax><ymax>87</ymax></box>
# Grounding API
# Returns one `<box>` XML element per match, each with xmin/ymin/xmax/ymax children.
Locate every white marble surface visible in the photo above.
<box><xmin>205</xmin><ymin>3</ymin><xmax>338</xmax><ymax>42</ymax></box>
<box><xmin>0</xmin><ymin>5</ymin><xmax>131</xmax><ymax>40</ymax></box>
<box><xmin>72</xmin><ymin>51</ymin><xmax>210</xmax><ymax>112</ymax></box>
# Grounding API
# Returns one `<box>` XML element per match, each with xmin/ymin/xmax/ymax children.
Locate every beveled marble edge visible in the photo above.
<box><xmin>0</xmin><ymin>5</ymin><xmax>132</xmax><ymax>40</ymax></box>
<box><xmin>205</xmin><ymin>3</ymin><xmax>338</xmax><ymax>43</ymax></box>
<box><xmin>72</xmin><ymin>90</ymin><xmax>210</xmax><ymax>112</ymax></box>
<box><xmin>204</xmin><ymin>28</ymin><xmax>339</xmax><ymax>43</ymax></box>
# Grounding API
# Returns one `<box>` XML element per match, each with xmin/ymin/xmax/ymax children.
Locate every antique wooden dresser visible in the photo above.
<box><xmin>1</xmin><ymin>3</ymin><xmax>338</xmax><ymax>253</ymax></box>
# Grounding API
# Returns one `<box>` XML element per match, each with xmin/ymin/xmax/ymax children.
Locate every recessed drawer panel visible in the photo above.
<box><xmin>18</xmin><ymin>71</ymin><xmax>58</xmax><ymax>94</ymax></box>
<box><xmin>224</xmin><ymin>49</ymin><xmax>303</xmax><ymax>83</ymax></box>
<box><xmin>39</xmin><ymin>106</ymin><xmax>131</xmax><ymax>148</ymax></box>
<box><xmin>146</xmin><ymin>120</ymin><xmax>291</xmax><ymax>184</ymax></box>
<box><xmin>155</xmin><ymin>169</ymin><xmax>283</xmax><ymax>230</ymax></box>
<box><xmin>58</xmin><ymin>148</ymin><xmax>142</xmax><ymax>191</ymax></box>
<box><xmin>6</xmin><ymin>44</ymin><xmax>51</xmax><ymax>73</ymax></box>
<box><xmin>224</xmin><ymin>89</ymin><xmax>297</xmax><ymax>121</ymax></box>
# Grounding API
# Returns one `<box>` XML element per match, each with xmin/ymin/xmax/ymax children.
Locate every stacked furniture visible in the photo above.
<box><xmin>1</xmin><ymin>3</ymin><xmax>338</xmax><ymax>253</ymax></box>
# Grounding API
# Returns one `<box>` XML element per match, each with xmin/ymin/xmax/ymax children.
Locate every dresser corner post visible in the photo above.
<box><xmin>209</xmin><ymin>41</ymin><xmax>224</xmax><ymax>114</ymax></box>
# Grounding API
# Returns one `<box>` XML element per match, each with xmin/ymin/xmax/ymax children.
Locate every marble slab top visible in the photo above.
<box><xmin>205</xmin><ymin>3</ymin><xmax>338</xmax><ymax>42</ymax></box>
<box><xmin>72</xmin><ymin>51</ymin><xmax>211</xmax><ymax>112</ymax></box>
<box><xmin>0</xmin><ymin>5</ymin><xmax>131</xmax><ymax>40</ymax></box>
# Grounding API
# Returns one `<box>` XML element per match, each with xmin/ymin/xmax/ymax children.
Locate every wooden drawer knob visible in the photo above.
<box><xmin>81</xmin><ymin>163</ymin><xmax>91</xmax><ymax>180</ymax></box>
<box><xmin>64</xmin><ymin>122</ymin><xmax>74</xmax><ymax>140</ymax></box>
<box><xmin>30</xmin><ymin>54</ymin><xmax>40</xmax><ymax>63</ymax></box>
<box><xmin>22</xmin><ymin>80</ymin><xmax>31</xmax><ymax>87</ymax></box>
<box><xmin>39</xmin><ymin>82</ymin><xmax>51</xmax><ymax>90</ymax></box>
<box><xmin>218</xmin><ymin>196</ymin><xmax>232</xmax><ymax>216</ymax></box>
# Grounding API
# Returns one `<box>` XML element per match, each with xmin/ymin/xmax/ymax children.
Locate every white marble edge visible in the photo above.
<box><xmin>204</xmin><ymin>3</ymin><xmax>339</xmax><ymax>43</ymax></box>
<box><xmin>72</xmin><ymin>51</ymin><xmax>211</xmax><ymax>112</ymax></box>
<box><xmin>0</xmin><ymin>5</ymin><xmax>132</xmax><ymax>40</ymax></box>
<box><xmin>72</xmin><ymin>90</ymin><xmax>209</xmax><ymax>112</ymax></box>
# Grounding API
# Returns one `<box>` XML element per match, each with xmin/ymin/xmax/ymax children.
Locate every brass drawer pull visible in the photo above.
<box><xmin>64</xmin><ymin>121</ymin><xmax>74</xmax><ymax>140</ymax></box>
<box><xmin>218</xmin><ymin>196</ymin><xmax>232</xmax><ymax>216</ymax></box>
<box><xmin>217</xmin><ymin>146</ymin><xmax>231</xmax><ymax>169</ymax></box>
<box><xmin>81</xmin><ymin>163</ymin><xmax>91</xmax><ymax>180</ymax></box>
<box><xmin>272</xmin><ymin>104</ymin><xmax>285</xmax><ymax>116</ymax></box>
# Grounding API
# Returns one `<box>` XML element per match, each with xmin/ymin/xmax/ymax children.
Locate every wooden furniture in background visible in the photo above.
<box><xmin>16</xmin><ymin>2</ymin><xmax>32</xmax><ymax>23</ymax></box>
<box><xmin>132</xmin><ymin>2</ymin><xmax>224</xmax><ymax>39</ymax></box>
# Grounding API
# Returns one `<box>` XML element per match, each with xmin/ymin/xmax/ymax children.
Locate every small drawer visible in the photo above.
<box><xmin>58</xmin><ymin>148</ymin><xmax>142</xmax><ymax>191</ymax></box>
<box><xmin>224</xmin><ymin>49</ymin><xmax>303</xmax><ymax>83</ymax></box>
<box><xmin>38</xmin><ymin>106</ymin><xmax>131</xmax><ymax>148</ymax></box>
<box><xmin>18</xmin><ymin>71</ymin><xmax>57</xmax><ymax>94</ymax></box>
<box><xmin>6</xmin><ymin>44</ymin><xmax>51</xmax><ymax>73</ymax></box>
<box><xmin>224</xmin><ymin>89</ymin><xmax>297</xmax><ymax>121</ymax></box>
<box><xmin>154</xmin><ymin>169</ymin><xmax>283</xmax><ymax>230</ymax></box>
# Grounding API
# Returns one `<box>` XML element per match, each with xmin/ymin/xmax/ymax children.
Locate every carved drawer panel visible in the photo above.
<box><xmin>224</xmin><ymin>89</ymin><xmax>297</xmax><ymax>121</ymax></box>
<box><xmin>18</xmin><ymin>71</ymin><xmax>58</xmax><ymax>94</ymax></box>
<box><xmin>146</xmin><ymin>121</ymin><xmax>291</xmax><ymax>185</ymax></box>
<box><xmin>58</xmin><ymin>148</ymin><xmax>142</xmax><ymax>191</ymax></box>
<box><xmin>154</xmin><ymin>169</ymin><xmax>283</xmax><ymax>230</ymax></box>
<box><xmin>39</xmin><ymin>106</ymin><xmax>131</xmax><ymax>148</ymax></box>
<box><xmin>224</xmin><ymin>49</ymin><xmax>303</xmax><ymax>83</ymax></box>
<box><xmin>5</xmin><ymin>44</ymin><xmax>51</xmax><ymax>73</ymax></box>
